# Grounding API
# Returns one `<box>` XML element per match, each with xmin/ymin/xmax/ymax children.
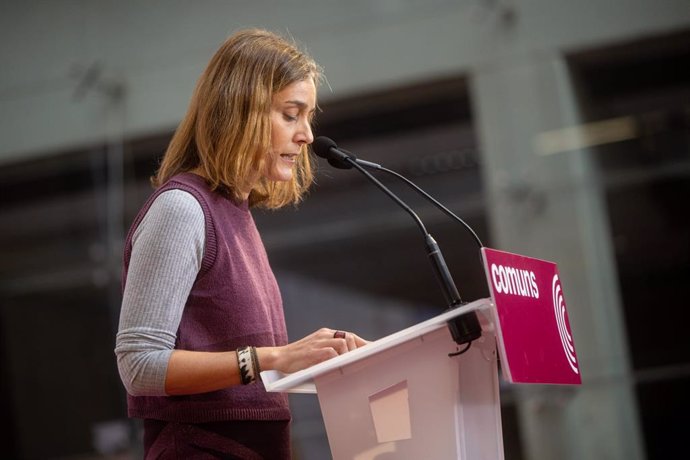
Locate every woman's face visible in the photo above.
<box><xmin>263</xmin><ymin>78</ymin><xmax>316</xmax><ymax>183</ymax></box>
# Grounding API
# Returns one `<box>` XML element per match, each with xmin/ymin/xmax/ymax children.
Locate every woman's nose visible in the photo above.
<box><xmin>296</xmin><ymin>119</ymin><xmax>314</xmax><ymax>145</ymax></box>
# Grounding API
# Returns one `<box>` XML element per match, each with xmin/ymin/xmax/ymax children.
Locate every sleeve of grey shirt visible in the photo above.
<box><xmin>114</xmin><ymin>189</ymin><xmax>205</xmax><ymax>396</ymax></box>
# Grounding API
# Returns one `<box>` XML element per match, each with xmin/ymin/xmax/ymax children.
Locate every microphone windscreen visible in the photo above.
<box><xmin>312</xmin><ymin>136</ymin><xmax>337</xmax><ymax>159</ymax></box>
<box><xmin>328</xmin><ymin>157</ymin><xmax>352</xmax><ymax>169</ymax></box>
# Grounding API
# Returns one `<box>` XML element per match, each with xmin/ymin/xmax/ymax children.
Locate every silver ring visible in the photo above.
<box><xmin>333</xmin><ymin>330</ymin><xmax>346</xmax><ymax>339</ymax></box>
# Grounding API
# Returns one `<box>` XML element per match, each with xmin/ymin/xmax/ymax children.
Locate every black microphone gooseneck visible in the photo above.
<box><xmin>313</xmin><ymin>143</ymin><xmax>484</xmax><ymax>248</ymax></box>
<box><xmin>313</xmin><ymin>137</ymin><xmax>482</xmax><ymax>347</ymax></box>
<box><xmin>368</xmin><ymin>166</ymin><xmax>484</xmax><ymax>248</ymax></box>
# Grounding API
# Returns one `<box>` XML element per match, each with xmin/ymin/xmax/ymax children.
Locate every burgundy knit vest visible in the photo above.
<box><xmin>122</xmin><ymin>172</ymin><xmax>290</xmax><ymax>423</ymax></box>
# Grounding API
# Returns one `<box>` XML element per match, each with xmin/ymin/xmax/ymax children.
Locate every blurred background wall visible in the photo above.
<box><xmin>1</xmin><ymin>1</ymin><xmax>688</xmax><ymax>459</ymax></box>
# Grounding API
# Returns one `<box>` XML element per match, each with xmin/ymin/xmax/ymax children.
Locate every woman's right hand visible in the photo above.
<box><xmin>258</xmin><ymin>328</ymin><xmax>369</xmax><ymax>375</ymax></box>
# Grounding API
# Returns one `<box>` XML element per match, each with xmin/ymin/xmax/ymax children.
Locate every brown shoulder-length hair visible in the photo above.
<box><xmin>152</xmin><ymin>28</ymin><xmax>321</xmax><ymax>208</ymax></box>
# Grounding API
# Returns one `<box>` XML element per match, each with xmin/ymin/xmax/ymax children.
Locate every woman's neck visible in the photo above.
<box><xmin>189</xmin><ymin>166</ymin><xmax>253</xmax><ymax>201</ymax></box>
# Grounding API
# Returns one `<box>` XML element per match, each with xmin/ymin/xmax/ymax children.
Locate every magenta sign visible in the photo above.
<box><xmin>481</xmin><ymin>248</ymin><xmax>581</xmax><ymax>385</ymax></box>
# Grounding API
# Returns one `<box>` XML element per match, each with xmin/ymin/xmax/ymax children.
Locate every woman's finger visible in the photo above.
<box><xmin>331</xmin><ymin>330</ymin><xmax>357</xmax><ymax>352</ymax></box>
<box><xmin>344</xmin><ymin>332</ymin><xmax>357</xmax><ymax>351</ymax></box>
<box><xmin>330</xmin><ymin>337</ymin><xmax>349</xmax><ymax>355</ymax></box>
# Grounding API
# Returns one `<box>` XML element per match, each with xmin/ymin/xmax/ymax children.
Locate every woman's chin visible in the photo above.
<box><xmin>265</xmin><ymin>169</ymin><xmax>294</xmax><ymax>183</ymax></box>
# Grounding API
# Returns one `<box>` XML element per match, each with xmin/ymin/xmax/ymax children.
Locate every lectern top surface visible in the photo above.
<box><xmin>261</xmin><ymin>298</ymin><xmax>492</xmax><ymax>393</ymax></box>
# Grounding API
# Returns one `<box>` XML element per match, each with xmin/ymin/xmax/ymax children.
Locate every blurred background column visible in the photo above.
<box><xmin>471</xmin><ymin>54</ymin><xmax>644</xmax><ymax>459</ymax></box>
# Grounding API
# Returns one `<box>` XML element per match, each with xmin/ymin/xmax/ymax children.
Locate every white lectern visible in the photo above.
<box><xmin>262</xmin><ymin>299</ymin><xmax>504</xmax><ymax>460</ymax></box>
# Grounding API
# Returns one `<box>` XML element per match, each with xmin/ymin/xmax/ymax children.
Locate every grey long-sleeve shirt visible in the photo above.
<box><xmin>115</xmin><ymin>189</ymin><xmax>205</xmax><ymax>396</ymax></box>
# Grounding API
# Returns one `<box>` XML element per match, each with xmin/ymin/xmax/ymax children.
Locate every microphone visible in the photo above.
<box><xmin>312</xmin><ymin>136</ymin><xmax>482</xmax><ymax>347</ymax></box>
<box><xmin>312</xmin><ymin>139</ymin><xmax>380</xmax><ymax>171</ymax></box>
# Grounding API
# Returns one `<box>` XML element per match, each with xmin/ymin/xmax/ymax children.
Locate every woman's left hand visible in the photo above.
<box><xmin>257</xmin><ymin>328</ymin><xmax>369</xmax><ymax>375</ymax></box>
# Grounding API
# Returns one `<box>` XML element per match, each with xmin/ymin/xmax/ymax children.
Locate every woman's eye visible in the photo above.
<box><xmin>283</xmin><ymin>113</ymin><xmax>298</xmax><ymax>122</ymax></box>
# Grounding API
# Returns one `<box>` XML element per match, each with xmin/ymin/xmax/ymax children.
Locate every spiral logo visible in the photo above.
<box><xmin>552</xmin><ymin>274</ymin><xmax>578</xmax><ymax>374</ymax></box>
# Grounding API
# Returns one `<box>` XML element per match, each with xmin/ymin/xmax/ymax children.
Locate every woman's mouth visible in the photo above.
<box><xmin>280</xmin><ymin>153</ymin><xmax>299</xmax><ymax>163</ymax></box>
